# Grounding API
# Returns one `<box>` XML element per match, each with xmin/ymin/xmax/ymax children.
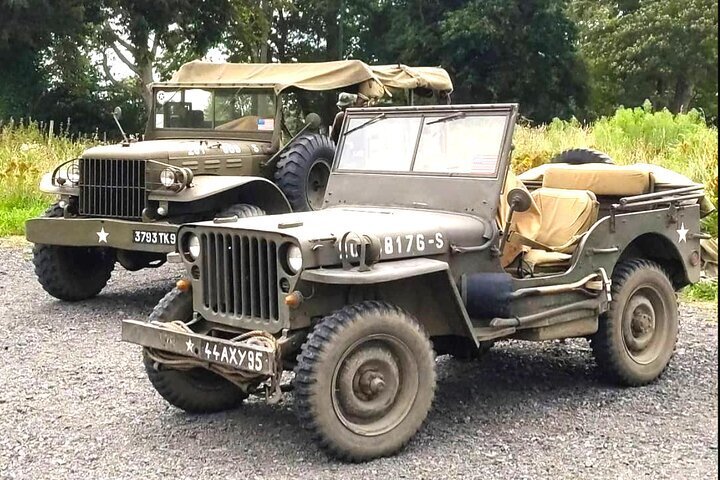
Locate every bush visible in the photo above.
<box><xmin>0</xmin><ymin>119</ymin><xmax>96</xmax><ymax>236</ymax></box>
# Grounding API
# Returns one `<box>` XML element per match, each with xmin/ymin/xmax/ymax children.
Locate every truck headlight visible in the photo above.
<box><xmin>182</xmin><ymin>233</ymin><xmax>201</xmax><ymax>261</ymax></box>
<box><xmin>286</xmin><ymin>245</ymin><xmax>303</xmax><ymax>274</ymax></box>
<box><xmin>160</xmin><ymin>168</ymin><xmax>177</xmax><ymax>187</ymax></box>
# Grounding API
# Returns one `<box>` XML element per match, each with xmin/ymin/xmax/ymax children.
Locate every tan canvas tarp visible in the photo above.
<box><xmin>163</xmin><ymin>59</ymin><xmax>452</xmax><ymax>98</ymax></box>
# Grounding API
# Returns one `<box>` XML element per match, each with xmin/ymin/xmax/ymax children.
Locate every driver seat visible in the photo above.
<box><xmin>508</xmin><ymin>187</ymin><xmax>599</xmax><ymax>272</ymax></box>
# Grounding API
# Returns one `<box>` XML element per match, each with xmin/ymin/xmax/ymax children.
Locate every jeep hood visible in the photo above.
<box><xmin>82</xmin><ymin>139</ymin><xmax>272</xmax><ymax>163</ymax></box>
<box><xmin>187</xmin><ymin>206</ymin><xmax>492</xmax><ymax>267</ymax></box>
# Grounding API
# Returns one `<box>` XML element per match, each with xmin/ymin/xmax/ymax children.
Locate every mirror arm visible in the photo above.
<box><xmin>497</xmin><ymin>205</ymin><xmax>518</xmax><ymax>256</ymax></box>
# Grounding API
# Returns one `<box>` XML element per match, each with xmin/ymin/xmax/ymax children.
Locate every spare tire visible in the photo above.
<box><xmin>550</xmin><ymin>148</ymin><xmax>614</xmax><ymax>165</ymax></box>
<box><xmin>274</xmin><ymin>133</ymin><xmax>335</xmax><ymax>212</ymax></box>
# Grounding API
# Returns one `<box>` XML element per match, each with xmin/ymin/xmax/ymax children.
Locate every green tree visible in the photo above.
<box><xmin>571</xmin><ymin>0</ymin><xmax>718</xmax><ymax>120</ymax></box>
<box><xmin>354</xmin><ymin>0</ymin><xmax>588</xmax><ymax>122</ymax></box>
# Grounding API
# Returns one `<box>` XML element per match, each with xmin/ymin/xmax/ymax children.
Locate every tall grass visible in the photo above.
<box><xmin>0</xmin><ymin>119</ymin><xmax>95</xmax><ymax>236</ymax></box>
<box><xmin>513</xmin><ymin>102</ymin><xmax>718</xmax><ymax>236</ymax></box>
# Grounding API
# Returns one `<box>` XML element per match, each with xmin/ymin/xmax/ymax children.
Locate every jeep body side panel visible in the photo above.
<box><xmin>508</xmin><ymin>205</ymin><xmax>702</xmax><ymax>323</ymax></box>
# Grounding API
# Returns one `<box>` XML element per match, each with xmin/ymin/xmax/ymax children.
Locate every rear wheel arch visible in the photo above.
<box><xmin>617</xmin><ymin>233</ymin><xmax>689</xmax><ymax>290</ymax></box>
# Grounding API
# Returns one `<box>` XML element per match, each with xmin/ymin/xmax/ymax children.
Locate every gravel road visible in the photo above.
<box><xmin>0</xmin><ymin>243</ymin><xmax>717</xmax><ymax>480</ymax></box>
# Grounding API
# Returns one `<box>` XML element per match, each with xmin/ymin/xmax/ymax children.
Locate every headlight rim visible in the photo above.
<box><xmin>283</xmin><ymin>243</ymin><xmax>303</xmax><ymax>275</ymax></box>
<box><xmin>160</xmin><ymin>168</ymin><xmax>178</xmax><ymax>188</ymax></box>
<box><xmin>181</xmin><ymin>232</ymin><xmax>201</xmax><ymax>262</ymax></box>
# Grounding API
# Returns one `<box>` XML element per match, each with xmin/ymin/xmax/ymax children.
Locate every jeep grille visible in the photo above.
<box><xmin>199</xmin><ymin>231</ymin><xmax>280</xmax><ymax>324</ymax></box>
<box><xmin>78</xmin><ymin>158</ymin><xmax>146</xmax><ymax>219</ymax></box>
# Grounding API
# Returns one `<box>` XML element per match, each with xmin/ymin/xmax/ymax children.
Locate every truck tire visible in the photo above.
<box><xmin>143</xmin><ymin>287</ymin><xmax>248</xmax><ymax>413</ymax></box>
<box><xmin>294</xmin><ymin>301</ymin><xmax>436</xmax><ymax>461</ymax></box>
<box><xmin>551</xmin><ymin>148</ymin><xmax>614</xmax><ymax>165</ymax></box>
<box><xmin>274</xmin><ymin>133</ymin><xmax>335</xmax><ymax>212</ymax></box>
<box><xmin>590</xmin><ymin>259</ymin><xmax>678</xmax><ymax>386</ymax></box>
<box><xmin>32</xmin><ymin>203</ymin><xmax>115</xmax><ymax>301</ymax></box>
<box><xmin>214</xmin><ymin>203</ymin><xmax>265</xmax><ymax>219</ymax></box>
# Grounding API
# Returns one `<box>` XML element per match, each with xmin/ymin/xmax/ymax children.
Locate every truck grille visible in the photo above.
<box><xmin>200</xmin><ymin>232</ymin><xmax>280</xmax><ymax>323</ymax></box>
<box><xmin>78</xmin><ymin>158</ymin><xmax>146</xmax><ymax>219</ymax></box>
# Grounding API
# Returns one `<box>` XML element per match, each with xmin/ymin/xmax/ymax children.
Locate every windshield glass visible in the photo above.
<box><xmin>153</xmin><ymin>88</ymin><xmax>276</xmax><ymax>131</ymax></box>
<box><xmin>336</xmin><ymin>113</ymin><xmax>508</xmax><ymax>176</ymax></box>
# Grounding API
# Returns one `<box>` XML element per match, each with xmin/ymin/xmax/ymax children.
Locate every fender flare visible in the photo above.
<box><xmin>149</xmin><ymin>176</ymin><xmax>291</xmax><ymax>214</ymax></box>
<box><xmin>301</xmin><ymin>258</ymin><xmax>478</xmax><ymax>346</ymax></box>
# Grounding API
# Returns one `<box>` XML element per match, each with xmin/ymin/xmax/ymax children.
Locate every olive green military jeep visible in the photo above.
<box><xmin>121</xmin><ymin>103</ymin><xmax>712</xmax><ymax>461</ymax></box>
<box><xmin>25</xmin><ymin>60</ymin><xmax>453</xmax><ymax>301</ymax></box>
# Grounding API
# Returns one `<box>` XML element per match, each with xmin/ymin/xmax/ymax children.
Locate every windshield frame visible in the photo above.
<box><xmin>150</xmin><ymin>86</ymin><xmax>279</xmax><ymax>134</ymax></box>
<box><xmin>333</xmin><ymin>104</ymin><xmax>514</xmax><ymax>179</ymax></box>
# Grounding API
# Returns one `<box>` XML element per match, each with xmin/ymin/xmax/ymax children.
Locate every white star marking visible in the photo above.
<box><xmin>185</xmin><ymin>338</ymin><xmax>195</xmax><ymax>352</ymax></box>
<box><xmin>677</xmin><ymin>223</ymin><xmax>689</xmax><ymax>243</ymax></box>
<box><xmin>96</xmin><ymin>227</ymin><xmax>109</xmax><ymax>243</ymax></box>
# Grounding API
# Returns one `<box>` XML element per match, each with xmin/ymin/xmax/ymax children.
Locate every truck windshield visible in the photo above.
<box><xmin>337</xmin><ymin>113</ymin><xmax>508</xmax><ymax>176</ymax></box>
<box><xmin>153</xmin><ymin>88</ymin><xmax>276</xmax><ymax>131</ymax></box>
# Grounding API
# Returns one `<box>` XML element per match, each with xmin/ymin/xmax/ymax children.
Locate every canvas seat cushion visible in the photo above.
<box><xmin>513</xmin><ymin>187</ymin><xmax>599</xmax><ymax>253</ymax></box>
<box><xmin>541</xmin><ymin>163</ymin><xmax>651</xmax><ymax>196</ymax></box>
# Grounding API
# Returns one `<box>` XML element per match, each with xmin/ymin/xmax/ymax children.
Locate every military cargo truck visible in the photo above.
<box><xmin>122</xmin><ymin>103</ymin><xmax>712</xmax><ymax>461</ymax></box>
<box><xmin>25</xmin><ymin>60</ymin><xmax>453</xmax><ymax>301</ymax></box>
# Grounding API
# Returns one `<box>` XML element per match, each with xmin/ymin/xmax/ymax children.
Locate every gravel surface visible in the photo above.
<box><xmin>0</xmin><ymin>243</ymin><xmax>717</xmax><ymax>480</ymax></box>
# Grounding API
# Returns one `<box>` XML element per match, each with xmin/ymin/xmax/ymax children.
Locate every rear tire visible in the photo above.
<box><xmin>590</xmin><ymin>259</ymin><xmax>678</xmax><ymax>386</ymax></box>
<box><xmin>32</xmin><ymin>203</ymin><xmax>115</xmax><ymax>301</ymax></box>
<box><xmin>143</xmin><ymin>288</ymin><xmax>248</xmax><ymax>413</ymax></box>
<box><xmin>551</xmin><ymin>148</ymin><xmax>614</xmax><ymax>165</ymax></box>
<box><xmin>275</xmin><ymin>133</ymin><xmax>335</xmax><ymax>212</ymax></box>
<box><xmin>294</xmin><ymin>301</ymin><xmax>436</xmax><ymax>461</ymax></box>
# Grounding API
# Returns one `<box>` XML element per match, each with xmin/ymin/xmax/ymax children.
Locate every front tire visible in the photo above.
<box><xmin>32</xmin><ymin>204</ymin><xmax>115</xmax><ymax>301</ymax></box>
<box><xmin>143</xmin><ymin>288</ymin><xmax>247</xmax><ymax>413</ymax></box>
<box><xmin>294</xmin><ymin>301</ymin><xmax>436</xmax><ymax>461</ymax></box>
<box><xmin>590</xmin><ymin>259</ymin><xmax>679</xmax><ymax>386</ymax></box>
<box><xmin>274</xmin><ymin>133</ymin><xmax>335</xmax><ymax>212</ymax></box>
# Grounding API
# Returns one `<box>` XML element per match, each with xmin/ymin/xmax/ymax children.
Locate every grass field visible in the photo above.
<box><xmin>1</xmin><ymin>106</ymin><xmax>717</xmax><ymax>297</ymax></box>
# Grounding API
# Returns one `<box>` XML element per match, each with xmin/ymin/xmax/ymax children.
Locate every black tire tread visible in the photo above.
<box><xmin>274</xmin><ymin>133</ymin><xmax>334</xmax><ymax>212</ymax></box>
<box><xmin>551</xmin><ymin>148</ymin><xmax>614</xmax><ymax>165</ymax></box>
<box><xmin>294</xmin><ymin>301</ymin><xmax>436</xmax><ymax>462</ymax></box>
<box><xmin>590</xmin><ymin>258</ymin><xmax>678</xmax><ymax>386</ymax></box>
<box><xmin>215</xmin><ymin>203</ymin><xmax>265</xmax><ymax>219</ymax></box>
<box><xmin>143</xmin><ymin>287</ymin><xmax>247</xmax><ymax>413</ymax></box>
<box><xmin>32</xmin><ymin>203</ymin><xmax>114</xmax><ymax>301</ymax></box>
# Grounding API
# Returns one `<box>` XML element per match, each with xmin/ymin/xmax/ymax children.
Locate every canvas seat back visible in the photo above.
<box><xmin>530</xmin><ymin>187</ymin><xmax>599</xmax><ymax>252</ymax></box>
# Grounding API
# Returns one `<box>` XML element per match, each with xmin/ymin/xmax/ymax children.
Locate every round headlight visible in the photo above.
<box><xmin>66</xmin><ymin>164</ymin><xmax>80</xmax><ymax>184</ymax></box>
<box><xmin>186</xmin><ymin>233</ymin><xmax>200</xmax><ymax>261</ymax></box>
<box><xmin>286</xmin><ymin>245</ymin><xmax>303</xmax><ymax>274</ymax></box>
<box><xmin>160</xmin><ymin>168</ymin><xmax>177</xmax><ymax>187</ymax></box>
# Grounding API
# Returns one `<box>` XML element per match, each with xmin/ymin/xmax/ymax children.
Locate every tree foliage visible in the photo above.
<box><xmin>571</xmin><ymin>0</ymin><xmax>718</xmax><ymax>120</ymax></box>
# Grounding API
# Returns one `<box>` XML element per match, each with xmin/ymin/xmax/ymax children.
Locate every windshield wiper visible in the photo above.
<box><xmin>426</xmin><ymin>112</ymin><xmax>465</xmax><ymax>125</ymax></box>
<box><xmin>343</xmin><ymin>113</ymin><xmax>387</xmax><ymax>136</ymax></box>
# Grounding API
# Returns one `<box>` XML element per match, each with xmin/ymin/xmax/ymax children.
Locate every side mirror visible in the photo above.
<box><xmin>113</xmin><ymin>106</ymin><xmax>123</xmax><ymax>120</ymax></box>
<box><xmin>304</xmin><ymin>112</ymin><xmax>322</xmax><ymax>130</ymax></box>
<box><xmin>507</xmin><ymin>188</ymin><xmax>532</xmax><ymax>213</ymax></box>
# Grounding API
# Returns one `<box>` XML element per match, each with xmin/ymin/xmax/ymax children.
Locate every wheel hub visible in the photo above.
<box><xmin>331</xmin><ymin>335</ymin><xmax>419</xmax><ymax>436</ymax></box>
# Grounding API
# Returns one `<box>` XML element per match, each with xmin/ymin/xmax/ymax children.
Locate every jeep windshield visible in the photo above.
<box><xmin>336</xmin><ymin>112</ymin><xmax>508</xmax><ymax>176</ymax></box>
<box><xmin>153</xmin><ymin>88</ymin><xmax>276</xmax><ymax>131</ymax></box>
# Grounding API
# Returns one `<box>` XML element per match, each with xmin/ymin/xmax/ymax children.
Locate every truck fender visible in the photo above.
<box><xmin>39</xmin><ymin>172</ymin><xmax>79</xmax><ymax>196</ymax></box>
<box><xmin>301</xmin><ymin>258</ymin><xmax>478</xmax><ymax>345</ymax></box>
<box><xmin>149</xmin><ymin>176</ymin><xmax>291</xmax><ymax>214</ymax></box>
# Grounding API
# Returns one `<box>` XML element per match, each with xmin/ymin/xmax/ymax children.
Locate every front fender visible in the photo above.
<box><xmin>300</xmin><ymin>258</ymin><xmax>478</xmax><ymax>345</ymax></box>
<box><xmin>300</xmin><ymin>258</ymin><xmax>448</xmax><ymax>284</ymax></box>
<box><xmin>150</xmin><ymin>176</ymin><xmax>291</xmax><ymax>214</ymax></box>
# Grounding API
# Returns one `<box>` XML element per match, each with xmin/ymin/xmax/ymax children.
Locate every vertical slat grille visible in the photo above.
<box><xmin>201</xmin><ymin>232</ymin><xmax>279</xmax><ymax>322</ymax></box>
<box><xmin>78</xmin><ymin>158</ymin><xmax>146</xmax><ymax>219</ymax></box>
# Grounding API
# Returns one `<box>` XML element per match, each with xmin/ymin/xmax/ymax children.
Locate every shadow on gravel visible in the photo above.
<box><xmin>141</xmin><ymin>340</ymin><xmax>626</xmax><ymax>463</ymax></box>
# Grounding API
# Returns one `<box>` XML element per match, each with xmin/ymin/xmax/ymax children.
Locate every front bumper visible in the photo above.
<box><xmin>25</xmin><ymin>217</ymin><xmax>178</xmax><ymax>253</ymax></box>
<box><xmin>122</xmin><ymin>319</ymin><xmax>276</xmax><ymax>376</ymax></box>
